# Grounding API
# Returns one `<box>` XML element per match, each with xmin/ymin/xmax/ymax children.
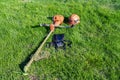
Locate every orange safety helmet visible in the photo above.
<box><xmin>53</xmin><ymin>15</ymin><xmax>64</xmax><ymax>26</ymax></box>
<box><xmin>69</xmin><ymin>14</ymin><xmax>80</xmax><ymax>26</ymax></box>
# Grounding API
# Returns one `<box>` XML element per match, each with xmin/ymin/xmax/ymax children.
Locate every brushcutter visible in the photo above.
<box><xmin>23</xmin><ymin>14</ymin><xmax>80</xmax><ymax>73</ymax></box>
<box><xmin>23</xmin><ymin>15</ymin><xmax>64</xmax><ymax>73</ymax></box>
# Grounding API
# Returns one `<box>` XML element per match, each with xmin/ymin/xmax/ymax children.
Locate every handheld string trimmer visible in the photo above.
<box><xmin>23</xmin><ymin>14</ymin><xmax>80</xmax><ymax>73</ymax></box>
<box><xmin>23</xmin><ymin>15</ymin><xmax>64</xmax><ymax>73</ymax></box>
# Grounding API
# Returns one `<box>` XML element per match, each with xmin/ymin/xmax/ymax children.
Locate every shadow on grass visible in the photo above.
<box><xmin>19</xmin><ymin>50</ymin><xmax>35</xmax><ymax>72</ymax></box>
<box><xmin>31</xmin><ymin>24</ymin><xmax>50</xmax><ymax>33</ymax></box>
<box><xmin>47</xmin><ymin>16</ymin><xmax>52</xmax><ymax>21</ymax></box>
<box><xmin>31</xmin><ymin>24</ymin><xmax>40</xmax><ymax>28</ymax></box>
<box><xmin>64</xmin><ymin>17</ymin><xmax>69</xmax><ymax>24</ymax></box>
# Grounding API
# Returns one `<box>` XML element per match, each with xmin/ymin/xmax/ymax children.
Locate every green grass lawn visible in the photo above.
<box><xmin>0</xmin><ymin>0</ymin><xmax>120</xmax><ymax>80</ymax></box>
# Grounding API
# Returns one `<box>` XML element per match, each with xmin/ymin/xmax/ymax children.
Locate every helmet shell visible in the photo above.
<box><xmin>69</xmin><ymin>14</ymin><xmax>80</xmax><ymax>26</ymax></box>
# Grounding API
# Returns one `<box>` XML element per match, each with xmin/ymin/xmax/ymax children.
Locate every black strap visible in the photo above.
<box><xmin>63</xmin><ymin>40</ymin><xmax>72</xmax><ymax>47</ymax></box>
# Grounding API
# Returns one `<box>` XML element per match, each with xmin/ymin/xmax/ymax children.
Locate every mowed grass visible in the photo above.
<box><xmin>0</xmin><ymin>0</ymin><xmax>120</xmax><ymax>80</ymax></box>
